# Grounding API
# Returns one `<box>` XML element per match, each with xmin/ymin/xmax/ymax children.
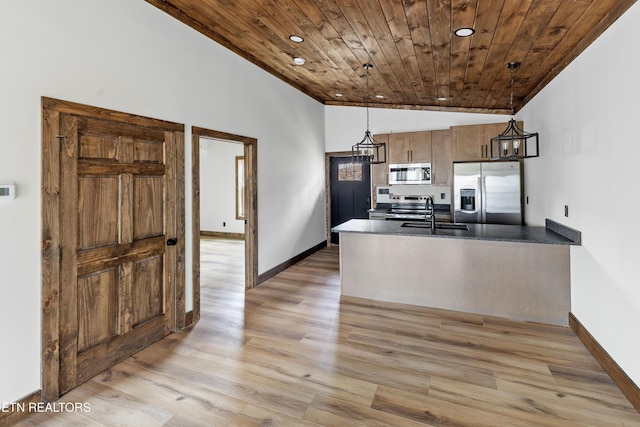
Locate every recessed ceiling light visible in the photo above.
<box><xmin>293</xmin><ymin>57</ymin><xmax>306</xmax><ymax>65</ymax></box>
<box><xmin>335</xmin><ymin>93</ymin><xmax>343</xmax><ymax>97</ymax></box>
<box><xmin>289</xmin><ymin>35</ymin><xmax>304</xmax><ymax>43</ymax></box>
<box><xmin>375</xmin><ymin>95</ymin><xmax>385</xmax><ymax>99</ymax></box>
<box><xmin>454</xmin><ymin>27</ymin><xmax>475</xmax><ymax>37</ymax></box>
<box><xmin>437</xmin><ymin>96</ymin><xmax>448</xmax><ymax>101</ymax></box>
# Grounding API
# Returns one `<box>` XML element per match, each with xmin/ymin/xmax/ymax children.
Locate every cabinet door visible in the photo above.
<box><xmin>483</xmin><ymin>122</ymin><xmax>509</xmax><ymax>159</ymax></box>
<box><xmin>452</xmin><ymin>123</ymin><xmax>486</xmax><ymax>161</ymax></box>
<box><xmin>389</xmin><ymin>131</ymin><xmax>431</xmax><ymax>163</ymax></box>
<box><xmin>431</xmin><ymin>129</ymin><xmax>452</xmax><ymax>185</ymax></box>
<box><xmin>452</xmin><ymin>122</ymin><xmax>512</xmax><ymax>162</ymax></box>
<box><xmin>409</xmin><ymin>131</ymin><xmax>432</xmax><ymax>162</ymax></box>
<box><xmin>388</xmin><ymin>133</ymin><xmax>411</xmax><ymax>163</ymax></box>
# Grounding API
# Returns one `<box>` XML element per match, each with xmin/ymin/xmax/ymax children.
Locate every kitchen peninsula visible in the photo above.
<box><xmin>332</xmin><ymin>219</ymin><xmax>580</xmax><ymax>326</ymax></box>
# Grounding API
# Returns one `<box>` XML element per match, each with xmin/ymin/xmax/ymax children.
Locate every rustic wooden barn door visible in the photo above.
<box><xmin>41</xmin><ymin>98</ymin><xmax>185</xmax><ymax>399</ymax></box>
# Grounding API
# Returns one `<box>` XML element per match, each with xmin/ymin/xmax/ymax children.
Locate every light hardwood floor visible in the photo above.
<box><xmin>17</xmin><ymin>238</ymin><xmax>640</xmax><ymax>426</ymax></box>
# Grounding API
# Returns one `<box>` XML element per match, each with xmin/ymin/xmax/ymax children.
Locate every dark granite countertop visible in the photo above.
<box><xmin>331</xmin><ymin>219</ymin><xmax>580</xmax><ymax>246</ymax></box>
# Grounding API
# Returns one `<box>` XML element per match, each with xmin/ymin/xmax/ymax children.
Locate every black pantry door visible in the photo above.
<box><xmin>330</xmin><ymin>156</ymin><xmax>371</xmax><ymax>244</ymax></box>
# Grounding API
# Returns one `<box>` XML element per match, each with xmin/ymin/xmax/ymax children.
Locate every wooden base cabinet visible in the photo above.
<box><xmin>338</xmin><ymin>232</ymin><xmax>570</xmax><ymax>326</ymax></box>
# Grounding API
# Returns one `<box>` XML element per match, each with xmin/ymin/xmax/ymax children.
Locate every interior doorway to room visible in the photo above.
<box><xmin>199</xmin><ymin>138</ymin><xmax>246</xmax><ymax>240</ymax></box>
<box><xmin>328</xmin><ymin>155</ymin><xmax>371</xmax><ymax>244</ymax></box>
<box><xmin>199</xmin><ymin>138</ymin><xmax>246</xmax><ymax>302</ymax></box>
<box><xmin>190</xmin><ymin>127</ymin><xmax>257</xmax><ymax>325</ymax></box>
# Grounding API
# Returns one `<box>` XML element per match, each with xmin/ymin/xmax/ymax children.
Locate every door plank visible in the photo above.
<box><xmin>163</xmin><ymin>130</ymin><xmax>178</xmax><ymax>334</ymax></box>
<box><xmin>75</xmin><ymin>317</ymin><xmax>168</xmax><ymax>386</ymax></box>
<box><xmin>77</xmin><ymin>161</ymin><xmax>165</xmax><ymax>176</ymax></box>
<box><xmin>78</xmin><ymin>176</ymin><xmax>119</xmax><ymax>249</ymax></box>
<box><xmin>174</xmin><ymin>131</ymin><xmax>186</xmax><ymax>329</ymax></box>
<box><xmin>132</xmin><ymin>255</ymin><xmax>164</xmax><ymax>326</ymax></box>
<box><xmin>59</xmin><ymin>114</ymin><xmax>80</xmax><ymax>394</ymax></box>
<box><xmin>133</xmin><ymin>176</ymin><xmax>164</xmax><ymax>239</ymax></box>
<box><xmin>77</xmin><ymin>235</ymin><xmax>165</xmax><ymax>276</ymax></box>
<box><xmin>40</xmin><ymin>106</ymin><xmax>61</xmax><ymax>402</ymax></box>
<box><xmin>77</xmin><ymin>269</ymin><xmax>119</xmax><ymax>352</ymax></box>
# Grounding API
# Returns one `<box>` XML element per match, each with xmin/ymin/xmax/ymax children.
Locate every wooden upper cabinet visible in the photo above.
<box><xmin>431</xmin><ymin>129</ymin><xmax>452</xmax><ymax>186</ymax></box>
<box><xmin>452</xmin><ymin>122</ymin><xmax>513</xmax><ymax>162</ymax></box>
<box><xmin>452</xmin><ymin>123</ymin><xmax>487</xmax><ymax>161</ymax></box>
<box><xmin>372</xmin><ymin>130</ymin><xmax>452</xmax><ymax>187</ymax></box>
<box><xmin>388</xmin><ymin>131</ymin><xmax>432</xmax><ymax>163</ymax></box>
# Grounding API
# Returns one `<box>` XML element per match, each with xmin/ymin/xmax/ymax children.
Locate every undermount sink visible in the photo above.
<box><xmin>401</xmin><ymin>222</ymin><xmax>469</xmax><ymax>231</ymax></box>
<box><xmin>435</xmin><ymin>222</ymin><xmax>469</xmax><ymax>230</ymax></box>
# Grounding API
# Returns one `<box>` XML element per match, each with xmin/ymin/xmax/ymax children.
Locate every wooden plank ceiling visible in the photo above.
<box><xmin>146</xmin><ymin>0</ymin><xmax>635</xmax><ymax>114</ymax></box>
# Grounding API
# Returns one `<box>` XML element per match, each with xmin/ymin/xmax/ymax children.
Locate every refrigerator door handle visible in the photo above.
<box><xmin>479</xmin><ymin>176</ymin><xmax>486</xmax><ymax>223</ymax></box>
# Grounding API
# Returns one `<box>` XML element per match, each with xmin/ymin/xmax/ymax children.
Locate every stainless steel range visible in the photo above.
<box><xmin>385</xmin><ymin>195</ymin><xmax>433</xmax><ymax>220</ymax></box>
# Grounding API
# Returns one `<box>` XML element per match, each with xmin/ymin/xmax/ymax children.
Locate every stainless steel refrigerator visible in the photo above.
<box><xmin>453</xmin><ymin>161</ymin><xmax>523</xmax><ymax>225</ymax></box>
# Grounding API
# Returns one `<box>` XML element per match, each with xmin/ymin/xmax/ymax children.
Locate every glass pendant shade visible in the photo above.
<box><xmin>490</xmin><ymin>119</ymin><xmax>539</xmax><ymax>160</ymax></box>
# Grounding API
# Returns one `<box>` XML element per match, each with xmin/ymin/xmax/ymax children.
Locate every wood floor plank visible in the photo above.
<box><xmin>236</xmin><ymin>338</ymin><xmax>379</xmax><ymax>407</ymax></box>
<box><xmin>345</xmin><ymin>326</ymin><xmax>553</xmax><ymax>379</ymax></box>
<box><xmin>428</xmin><ymin>375</ymin><xmax>586</xmax><ymax>427</ymax></box>
<box><xmin>305</xmin><ymin>394</ymin><xmax>433</xmax><ymax>427</ymax></box>
<box><xmin>127</xmin><ymin>345</ymin><xmax>316</xmax><ymax>419</ymax></box>
<box><xmin>19</xmin><ymin>238</ymin><xmax>640</xmax><ymax>426</ymax></box>
<box><xmin>302</xmin><ymin>330</ymin><xmax>499</xmax><ymax>390</ymax></box>
<box><xmin>372</xmin><ymin>384</ymin><xmax>542</xmax><ymax>427</ymax></box>
<box><xmin>231</xmin><ymin>403</ymin><xmax>322</xmax><ymax>427</ymax></box>
<box><xmin>494</xmin><ymin>371</ymin><xmax>640</xmax><ymax>425</ymax></box>
<box><xmin>94</xmin><ymin>361</ymin><xmax>246</xmax><ymax>426</ymax></box>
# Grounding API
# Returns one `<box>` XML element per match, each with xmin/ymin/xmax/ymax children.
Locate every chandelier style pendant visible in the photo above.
<box><xmin>352</xmin><ymin>63</ymin><xmax>387</xmax><ymax>164</ymax></box>
<box><xmin>490</xmin><ymin>62</ymin><xmax>539</xmax><ymax>160</ymax></box>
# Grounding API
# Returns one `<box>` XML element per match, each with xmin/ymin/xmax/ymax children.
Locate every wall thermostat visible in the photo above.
<box><xmin>0</xmin><ymin>182</ymin><xmax>16</xmax><ymax>199</ymax></box>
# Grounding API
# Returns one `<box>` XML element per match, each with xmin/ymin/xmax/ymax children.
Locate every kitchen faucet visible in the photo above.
<box><xmin>425</xmin><ymin>195</ymin><xmax>435</xmax><ymax>231</ymax></box>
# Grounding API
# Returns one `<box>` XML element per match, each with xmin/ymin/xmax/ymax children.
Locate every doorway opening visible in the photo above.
<box><xmin>326</xmin><ymin>153</ymin><xmax>372</xmax><ymax>245</ymax></box>
<box><xmin>199</xmin><ymin>138</ymin><xmax>246</xmax><ymax>309</ymax></box>
<box><xmin>190</xmin><ymin>127</ymin><xmax>257</xmax><ymax>325</ymax></box>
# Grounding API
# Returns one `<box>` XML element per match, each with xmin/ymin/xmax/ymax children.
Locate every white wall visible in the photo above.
<box><xmin>325</xmin><ymin>106</ymin><xmax>509</xmax><ymax>153</ymax></box>
<box><xmin>0</xmin><ymin>1</ymin><xmax>326</xmax><ymax>403</ymax></box>
<box><xmin>520</xmin><ymin>3</ymin><xmax>640</xmax><ymax>385</ymax></box>
<box><xmin>200</xmin><ymin>139</ymin><xmax>245</xmax><ymax>234</ymax></box>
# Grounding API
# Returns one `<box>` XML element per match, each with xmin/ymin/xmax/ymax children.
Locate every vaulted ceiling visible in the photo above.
<box><xmin>146</xmin><ymin>0</ymin><xmax>635</xmax><ymax>114</ymax></box>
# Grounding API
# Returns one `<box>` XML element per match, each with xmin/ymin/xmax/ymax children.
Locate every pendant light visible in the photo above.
<box><xmin>352</xmin><ymin>63</ymin><xmax>386</xmax><ymax>164</ymax></box>
<box><xmin>490</xmin><ymin>62</ymin><xmax>539</xmax><ymax>160</ymax></box>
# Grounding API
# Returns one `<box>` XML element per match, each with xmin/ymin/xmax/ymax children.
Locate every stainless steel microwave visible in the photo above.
<box><xmin>388</xmin><ymin>163</ymin><xmax>431</xmax><ymax>185</ymax></box>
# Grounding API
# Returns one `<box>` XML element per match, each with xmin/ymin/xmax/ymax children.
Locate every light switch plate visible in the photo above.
<box><xmin>0</xmin><ymin>182</ymin><xmax>16</xmax><ymax>199</ymax></box>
